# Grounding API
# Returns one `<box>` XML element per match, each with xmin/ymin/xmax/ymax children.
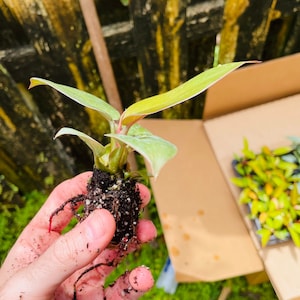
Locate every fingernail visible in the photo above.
<box><xmin>129</xmin><ymin>266</ymin><xmax>154</xmax><ymax>292</ymax></box>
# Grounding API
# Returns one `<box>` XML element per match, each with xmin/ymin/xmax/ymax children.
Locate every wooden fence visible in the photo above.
<box><xmin>1</xmin><ymin>0</ymin><xmax>300</xmax><ymax>194</ymax></box>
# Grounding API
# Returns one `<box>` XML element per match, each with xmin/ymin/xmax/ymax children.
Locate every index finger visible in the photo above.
<box><xmin>30</xmin><ymin>171</ymin><xmax>93</xmax><ymax>230</ymax></box>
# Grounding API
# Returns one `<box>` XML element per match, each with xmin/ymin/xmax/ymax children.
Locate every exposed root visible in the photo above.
<box><xmin>48</xmin><ymin>195</ymin><xmax>85</xmax><ymax>232</ymax></box>
<box><xmin>73</xmin><ymin>260</ymin><xmax>114</xmax><ymax>300</ymax></box>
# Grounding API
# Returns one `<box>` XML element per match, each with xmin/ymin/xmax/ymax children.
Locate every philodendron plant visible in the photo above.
<box><xmin>29</xmin><ymin>62</ymin><xmax>245</xmax><ymax>249</ymax></box>
<box><xmin>232</xmin><ymin>138</ymin><xmax>300</xmax><ymax>247</ymax></box>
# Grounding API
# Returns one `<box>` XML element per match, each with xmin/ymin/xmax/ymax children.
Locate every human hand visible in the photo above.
<box><xmin>0</xmin><ymin>172</ymin><xmax>157</xmax><ymax>299</ymax></box>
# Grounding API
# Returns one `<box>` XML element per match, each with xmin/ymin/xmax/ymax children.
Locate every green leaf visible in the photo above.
<box><xmin>257</xmin><ymin>228</ymin><xmax>272</xmax><ymax>247</ymax></box>
<box><xmin>272</xmin><ymin>217</ymin><xmax>284</xmax><ymax>230</ymax></box>
<box><xmin>291</xmin><ymin>223</ymin><xmax>300</xmax><ymax>234</ymax></box>
<box><xmin>238</xmin><ymin>188</ymin><xmax>253</xmax><ymax>204</ymax></box>
<box><xmin>242</xmin><ymin>138</ymin><xmax>256</xmax><ymax>160</ymax></box>
<box><xmin>273</xmin><ymin>229</ymin><xmax>289</xmax><ymax>240</ymax></box>
<box><xmin>54</xmin><ymin>127</ymin><xmax>105</xmax><ymax>168</ymax></box>
<box><xmin>265</xmin><ymin>217</ymin><xmax>274</xmax><ymax>228</ymax></box>
<box><xmin>127</xmin><ymin>123</ymin><xmax>152</xmax><ymax>136</ymax></box>
<box><xmin>107</xmin><ymin>132</ymin><xmax>177</xmax><ymax>178</ymax></box>
<box><xmin>251</xmin><ymin>200</ymin><xmax>260</xmax><ymax>217</ymax></box>
<box><xmin>257</xmin><ymin>201</ymin><xmax>268</xmax><ymax>212</ymax></box>
<box><xmin>248</xmin><ymin>161</ymin><xmax>267</xmax><ymax>182</ymax></box>
<box><xmin>272</xmin><ymin>146</ymin><xmax>293</xmax><ymax>156</ymax></box>
<box><xmin>231</xmin><ymin>177</ymin><xmax>251</xmax><ymax>188</ymax></box>
<box><xmin>234</xmin><ymin>162</ymin><xmax>247</xmax><ymax>176</ymax></box>
<box><xmin>288</xmin><ymin>226</ymin><xmax>300</xmax><ymax>247</ymax></box>
<box><xmin>121</xmin><ymin>62</ymin><xmax>249</xmax><ymax>125</ymax></box>
<box><xmin>277</xmin><ymin>160</ymin><xmax>297</xmax><ymax>172</ymax></box>
<box><xmin>29</xmin><ymin>77</ymin><xmax>120</xmax><ymax>122</ymax></box>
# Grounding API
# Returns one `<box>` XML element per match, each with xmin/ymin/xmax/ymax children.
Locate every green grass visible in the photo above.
<box><xmin>0</xmin><ymin>188</ymin><xmax>277</xmax><ymax>299</ymax></box>
<box><xmin>0</xmin><ymin>190</ymin><xmax>47</xmax><ymax>263</ymax></box>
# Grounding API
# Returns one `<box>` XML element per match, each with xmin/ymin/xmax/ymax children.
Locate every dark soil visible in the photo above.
<box><xmin>50</xmin><ymin>168</ymin><xmax>142</xmax><ymax>247</ymax></box>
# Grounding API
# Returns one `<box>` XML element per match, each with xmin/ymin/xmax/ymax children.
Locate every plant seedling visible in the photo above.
<box><xmin>29</xmin><ymin>62</ymin><xmax>246</xmax><ymax>294</ymax></box>
<box><xmin>232</xmin><ymin>138</ymin><xmax>300</xmax><ymax>247</ymax></box>
<box><xmin>29</xmin><ymin>61</ymin><xmax>246</xmax><ymax>245</ymax></box>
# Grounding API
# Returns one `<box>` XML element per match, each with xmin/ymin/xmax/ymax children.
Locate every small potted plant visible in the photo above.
<box><xmin>232</xmin><ymin>138</ymin><xmax>300</xmax><ymax>247</ymax></box>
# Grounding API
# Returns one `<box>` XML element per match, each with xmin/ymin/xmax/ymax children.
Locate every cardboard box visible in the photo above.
<box><xmin>140</xmin><ymin>53</ymin><xmax>300</xmax><ymax>300</ymax></box>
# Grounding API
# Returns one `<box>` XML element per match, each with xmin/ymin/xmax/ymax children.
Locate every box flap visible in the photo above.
<box><xmin>140</xmin><ymin>119</ymin><xmax>263</xmax><ymax>282</ymax></box>
<box><xmin>259</xmin><ymin>246</ymin><xmax>300</xmax><ymax>300</ymax></box>
<box><xmin>204</xmin><ymin>94</ymin><xmax>300</xmax><ymax>299</ymax></box>
<box><xmin>204</xmin><ymin>53</ymin><xmax>300</xmax><ymax>120</ymax></box>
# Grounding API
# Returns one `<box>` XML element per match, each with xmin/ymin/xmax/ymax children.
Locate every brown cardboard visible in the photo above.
<box><xmin>140</xmin><ymin>53</ymin><xmax>300</xmax><ymax>299</ymax></box>
<box><xmin>204</xmin><ymin>53</ymin><xmax>300</xmax><ymax>119</ymax></box>
<box><xmin>140</xmin><ymin>119</ymin><xmax>263</xmax><ymax>282</ymax></box>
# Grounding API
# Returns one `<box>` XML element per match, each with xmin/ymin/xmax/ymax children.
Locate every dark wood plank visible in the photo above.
<box><xmin>0</xmin><ymin>64</ymin><xmax>74</xmax><ymax>192</ymax></box>
<box><xmin>186</xmin><ymin>0</ymin><xmax>224</xmax><ymax>40</ymax></box>
<box><xmin>276</xmin><ymin>0</ymin><xmax>300</xmax><ymax>16</ymax></box>
<box><xmin>219</xmin><ymin>0</ymin><xmax>276</xmax><ymax>62</ymax></box>
<box><xmin>219</xmin><ymin>0</ymin><xmax>300</xmax><ymax>63</ymax></box>
<box><xmin>1</xmin><ymin>1</ymin><xmax>224</xmax><ymax>61</ymax></box>
<box><xmin>0</xmin><ymin>0</ymin><xmax>112</xmax><ymax>173</ymax></box>
<box><xmin>129</xmin><ymin>0</ymin><xmax>160</xmax><ymax>98</ymax></box>
<box><xmin>282</xmin><ymin>12</ymin><xmax>300</xmax><ymax>56</ymax></box>
<box><xmin>0</xmin><ymin>0</ymin><xmax>29</xmax><ymax>49</ymax></box>
<box><xmin>129</xmin><ymin>0</ymin><xmax>190</xmax><ymax>118</ymax></box>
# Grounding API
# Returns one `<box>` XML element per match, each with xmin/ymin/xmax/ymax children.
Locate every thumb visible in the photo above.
<box><xmin>1</xmin><ymin>209</ymin><xmax>115</xmax><ymax>299</ymax></box>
